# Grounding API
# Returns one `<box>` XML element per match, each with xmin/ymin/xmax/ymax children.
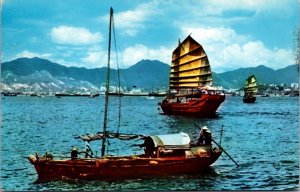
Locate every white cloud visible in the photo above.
<box><xmin>77</xmin><ymin>43</ymin><xmax>171</xmax><ymax>69</ymax></box>
<box><xmin>50</xmin><ymin>26</ymin><xmax>103</xmax><ymax>45</ymax></box>
<box><xmin>79</xmin><ymin>25</ymin><xmax>294</xmax><ymax>71</ymax></box>
<box><xmin>114</xmin><ymin>10</ymin><xmax>146</xmax><ymax>36</ymax></box>
<box><xmin>101</xmin><ymin>1</ymin><xmax>161</xmax><ymax>36</ymax></box>
<box><xmin>181</xmin><ymin>27</ymin><xmax>249</xmax><ymax>46</ymax></box>
<box><xmin>80</xmin><ymin>50</ymin><xmax>106</xmax><ymax>68</ymax></box>
<box><xmin>202</xmin><ymin>0</ymin><xmax>294</xmax><ymax>15</ymax></box>
<box><xmin>180</xmin><ymin>27</ymin><xmax>294</xmax><ymax>72</ymax></box>
<box><xmin>14</xmin><ymin>50</ymin><xmax>52</xmax><ymax>59</ymax></box>
<box><xmin>122</xmin><ymin>44</ymin><xmax>170</xmax><ymax>67</ymax></box>
<box><xmin>216</xmin><ymin>41</ymin><xmax>294</xmax><ymax>71</ymax></box>
<box><xmin>169</xmin><ymin>0</ymin><xmax>295</xmax><ymax>27</ymax></box>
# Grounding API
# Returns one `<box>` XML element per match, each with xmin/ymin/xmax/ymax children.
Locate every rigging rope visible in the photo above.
<box><xmin>112</xmin><ymin>13</ymin><xmax>122</xmax><ymax>134</ymax></box>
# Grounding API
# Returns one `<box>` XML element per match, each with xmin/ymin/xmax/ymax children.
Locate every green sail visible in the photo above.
<box><xmin>244</xmin><ymin>75</ymin><xmax>258</xmax><ymax>93</ymax></box>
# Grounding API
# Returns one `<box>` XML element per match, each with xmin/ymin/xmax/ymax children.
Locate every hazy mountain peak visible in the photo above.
<box><xmin>1</xmin><ymin>57</ymin><xmax>298</xmax><ymax>92</ymax></box>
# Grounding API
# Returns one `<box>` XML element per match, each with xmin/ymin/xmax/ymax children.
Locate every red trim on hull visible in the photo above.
<box><xmin>160</xmin><ymin>94</ymin><xmax>225</xmax><ymax>116</ymax></box>
<box><xmin>30</xmin><ymin>151</ymin><xmax>222</xmax><ymax>181</ymax></box>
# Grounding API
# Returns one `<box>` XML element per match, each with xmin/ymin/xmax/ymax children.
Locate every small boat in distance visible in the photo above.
<box><xmin>158</xmin><ymin>35</ymin><xmax>225</xmax><ymax>117</ymax></box>
<box><xmin>243</xmin><ymin>75</ymin><xmax>258</xmax><ymax>103</ymax></box>
<box><xmin>28</xmin><ymin>8</ymin><xmax>224</xmax><ymax>181</ymax></box>
<box><xmin>146</xmin><ymin>96</ymin><xmax>155</xmax><ymax>100</ymax></box>
<box><xmin>261</xmin><ymin>93</ymin><xmax>270</xmax><ymax>97</ymax></box>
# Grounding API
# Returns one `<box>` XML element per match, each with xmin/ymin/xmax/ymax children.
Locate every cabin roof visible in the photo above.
<box><xmin>149</xmin><ymin>132</ymin><xmax>191</xmax><ymax>147</ymax></box>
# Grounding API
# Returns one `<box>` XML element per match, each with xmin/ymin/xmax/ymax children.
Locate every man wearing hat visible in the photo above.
<box><xmin>197</xmin><ymin>126</ymin><xmax>211</xmax><ymax>145</ymax></box>
<box><xmin>71</xmin><ymin>146</ymin><xmax>79</xmax><ymax>160</ymax></box>
<box><xmin>205</xmin><ymin>130</ymin><xmax>212</xmax><ymax>146</ymax></box>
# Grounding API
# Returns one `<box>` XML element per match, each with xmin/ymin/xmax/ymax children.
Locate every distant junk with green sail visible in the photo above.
<box><xmin>243</xmin><ymin>75</ymin><xmax>258</xmax><ymax>103</ymax></box>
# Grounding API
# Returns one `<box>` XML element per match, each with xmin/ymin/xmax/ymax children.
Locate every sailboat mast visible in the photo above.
<box><xmin>101</xmin><ymin>7</ymin><xmax>113</xmax><ymax>157</ymax></box>
<box><xmin>112</xmin><ymin>19</ymin><xmax>122</xmax><ymax>133</ymax></box>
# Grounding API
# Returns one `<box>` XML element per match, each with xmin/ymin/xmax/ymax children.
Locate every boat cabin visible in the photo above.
<box><xmin>75</xmin><ymin>131</ymin><xmax>212</xmax><ymax>159</ymax></box>
<box><xmin>141</xmin><ymin>132</ymin><xmax>191</xmax><ymax>158</ymax></box>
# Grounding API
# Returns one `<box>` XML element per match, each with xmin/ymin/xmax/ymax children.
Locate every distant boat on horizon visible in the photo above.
<box><xmin>243</xmin><ymin>75</ymin><xmax>258</xmax><ymax>103</ymax></box>
<box><xmin>261</xmin><ymin>93</ymin><xmax>270</xmax><ymax>97</ymax></box>
<box><xmin>158</xmin><ymin>35</ymin><xmax>225</xmax><ymax>117</ymax></box>
<box><xmin>145</xmin><ymin>96</ymin><xmax>155</xmax><ymax>100</ymax></box>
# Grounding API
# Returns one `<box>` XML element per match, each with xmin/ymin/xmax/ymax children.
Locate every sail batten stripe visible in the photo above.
<box><xmin>172</xmin><ymin>46</ymin><xmax>204</xmax><ymax>62</ymax></box>
<box><xmin>171</xmin><ymin>69</ymin><xmax>211</xmax><ymax>75</ymax></box>
<box><xmin>171</xmin><ymin>64</ymin><xmax>210</xmax><ymax>71</ymax></box>
<box><xmin>170</xmin><ymin>79</ymin><xmax>212</xmax><ymax>83</ymax></box>
<box><xmin>170</xmin><ymin>81</ymin><xmax>211</xmax><ymax>86</ymax></box>
<box><xmin>172</xmin><ymin>53</ymin><xmax>207</xmax><ymax>64</ymax></box>
<box><xmin>170</xmin><ymin>85</ymin><xmax>209</xmax><ymax>89</ymax></box>
<box><xmin>171</xmin><ymin>58</ymin><xmax>208</xmax><ymax>69</ymax></box>
<box><xmin>170</xmin><ymin>73</ymin><xmax>212</xmax><ymax>79</ymax></box>
<box><xmin>170</xmin><ymin>77</ymin><xmax>212</xmax><ymax>82</ymax></box>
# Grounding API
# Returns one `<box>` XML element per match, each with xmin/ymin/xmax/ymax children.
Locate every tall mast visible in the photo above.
<box><xmin>101</xmin><ymin>7</ymin><xmax>113</xmax><ymax>157</ymax></box>
<box><xmin>112</xmin><ymin>17</ymin><xmax>121</xmax><ymax>133</ymax></box>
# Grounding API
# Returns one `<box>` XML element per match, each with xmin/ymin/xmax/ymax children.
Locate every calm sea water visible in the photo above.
<box><xmin>1</xmin><ymin>95</ymin><xmax>299</xmax><ymax>190</ymax></box>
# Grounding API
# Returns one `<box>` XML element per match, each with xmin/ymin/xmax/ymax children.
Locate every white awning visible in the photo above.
<box><xmin>149</xmin><ymin>132</ymin><xmax>191</xmax><ymax>147</ymax></box>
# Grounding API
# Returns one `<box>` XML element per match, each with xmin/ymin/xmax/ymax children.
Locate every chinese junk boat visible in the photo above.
<box><xmin>243</xmin><ymin>75</ymin><xmax>258</xmax><ymax>103</ymax></box>
<box><xmin>28</xmin><ymin>8</ymin><xmax>223</xmax><ymax>181</ymax></box>
<box><xmin>159</xmin><ymin>35</ymin><xmax>225</xmax><ymax>116</ymax></box>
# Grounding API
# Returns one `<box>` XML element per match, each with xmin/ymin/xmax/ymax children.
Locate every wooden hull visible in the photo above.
<box><xmin>243</xmin><ymin>96</ymin><xmax>256</xmax><ymax>103</ymax></box>
<box><xmin>28</xmin><ymin>150</ymin><xmax>222</xmax><ymax>181</ymax></box>
<box><xmin>159</xmin><ymin>94</ymin><xmax>225</xmax><ymax>116</ymax></box>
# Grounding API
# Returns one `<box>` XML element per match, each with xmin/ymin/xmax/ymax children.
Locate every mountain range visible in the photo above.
<box><xmin>1</xmin><ymin>57</ymin><xmax>298</xmax><ymax>93</ymax></box>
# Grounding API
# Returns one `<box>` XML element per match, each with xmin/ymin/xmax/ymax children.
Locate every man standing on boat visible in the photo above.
<box><xmin>197</xmin><ymin>126</ymin><xmax>212</xmax><ymax>146</ymax></box>
<box><xmin>85</xmin><ymin>141</ymin><xmax>93</xmax><ymax>158</ymax></box>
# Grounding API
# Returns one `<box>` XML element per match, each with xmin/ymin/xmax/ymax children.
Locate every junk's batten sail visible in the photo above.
<box><xmin>244</xmin><ymin>75</ymin><xmax>258</xmax><ymax>93</ymax></box>
<box><xmin>170</xmin><ymin>36</ymin><xmax>212</xmax><ymax>90</ymax></box>
<box><xmin>243</xmin><ymin>75</ymin><xmax>258</xmax><ymax>103</ymax></box>
<box><xmin>159</xmin><ymin>35</ymin><xmax>225</xmax><ymax>116</ymax></box>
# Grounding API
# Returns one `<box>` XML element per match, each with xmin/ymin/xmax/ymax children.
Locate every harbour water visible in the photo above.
<box><xmin>1</xmin><ymin>96</ymin><xmax>299</xmax><ymax>190</ymax></box>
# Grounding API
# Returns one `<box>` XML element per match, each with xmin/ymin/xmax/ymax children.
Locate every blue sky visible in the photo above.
<box><xmin>2</xmin><ymin>0</ymin><xmax>299</xmax><ymax>72</ymax></box>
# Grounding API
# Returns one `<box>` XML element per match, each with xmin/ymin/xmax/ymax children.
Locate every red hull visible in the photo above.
<box><xmin>29</xmin><ymin>149</ymin><xmax>222</xmax><ymax>181</ymax></box>
<box><xmin>159</xmin><ymin>94</ymin><xmax>225</xmax><ymax>116</ymax></box>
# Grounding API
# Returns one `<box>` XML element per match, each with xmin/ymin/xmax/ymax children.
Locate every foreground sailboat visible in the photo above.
<box><xmin>159</xmin><ymin>35</ymin><xmax>225</xmax><ymax>117</ymax></box>
<box><xmin>243</xmin><ymin>75</ymin><xmax>258</xmax><ymax>103</ymax></box>
<box><xmin>28</xmin><ymin>130</ymin><xmax>223</xmax><ymax>181</ymax></box>
<box><xmin>28</xmin><ymin>8</ymin><xmax>223</xmax><ymax>181</ymax></box>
